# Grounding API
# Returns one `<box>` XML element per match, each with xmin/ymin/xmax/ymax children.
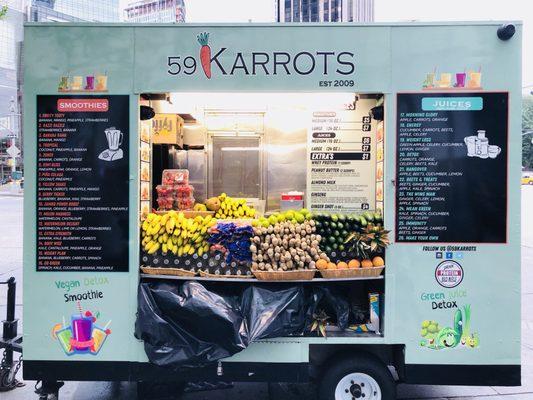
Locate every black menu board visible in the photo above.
<box><xmin>37</xmin><ymin>95</ymin><xmax>129</xmax><ymax>271</ymax></box>
<box><xmin>396</xmin><ymin>92</ymin><xmax>507</xmax><ymax>243</ymax></box>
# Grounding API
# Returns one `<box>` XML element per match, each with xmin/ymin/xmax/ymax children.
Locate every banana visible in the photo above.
<box><xmin>198</xmin><ymin>247</ymin><xmax>204</xmax><ymax>257</ymax></box>
<box><xmin>187</xmin><ymin>246</ymin><xmax>195</xmax><ymax>255</ymax></box>
<box><xmin>183</xmin><ymin>244</ymin><xmax>191</xmax><ymax>254</ymax></box>
<box><xmin>172</xmin><ymin>245</ymin><xmax>178</xmax><ymax>255</ymax></box>
<box><xmin>158</xmin><ymin>226</ymin><xmax>165</xmax><ymax>235</ymax></box>
<box><xmin>143</xmin><ymin>240</ymin><xmax>153</xmax><ymax>252</ymax></box>
<box><xmin>167</xmin><ymin>238</ymin><xmax>173</xmax><ymax>249</ymax></box>
<box><xmin>162</xmin><ymin>243</ymin><xmax>168</xmax><ymax>254</ymax></box>
<box><xmin>177</xmin><ymin>236</ymin><xmax>183</xmax><ymax>246</ymax></box>
<box><xmin>177</xmin><ymin>246</ymin><xmax>184</xmax><ymax>257</ymax></box>
<box><xmin>166</xmin><ymin>217</ymin><xmax>175</xmax><ymax>234</ymax></box>
<box><xmin>147</xmin><ymin>242</ymin><xmax>160</xmax><ymax>254</ymax></box>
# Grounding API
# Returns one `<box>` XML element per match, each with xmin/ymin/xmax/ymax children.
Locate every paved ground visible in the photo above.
<box><xmin>1</xmin><ymin>187</ymin><xmax>532</xmax><ymax>399</ymax></box>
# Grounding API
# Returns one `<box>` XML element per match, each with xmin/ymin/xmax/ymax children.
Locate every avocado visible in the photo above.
<box><xmin>330</xmin><ymin>222</ymin><xmax>338</xmax><ymax>230</ymax></box>
<box><xmin>338</xmin><ymin>244</ymin><xmax>345</xmax><ymax>251</ymax></box>
<box><xmin>331</xmin><ymin>214</ymin><xmax>339</xmax><ymax>223</ymax></box>
<box><xmin>374</xmin><ymin>212</ymin><xmax>383</xmax><ymax>223</ymax></box>
<box><xmin>337</xmin><ymin>214</ymin><xmax>346</xmax><ymax>222</ymax></box>
<box><xmin>333</xmin><ymin>230</ymin><xmax>340</xmax><ymax>238</ymax></box>
<box><xmin>363</xmin><ymin>211</ymin><xmax>374</xmax><ymax>222</ymax></box>
<box><xmin>359</xmin><ymin>217</ymin><xmax>367</xmax><ymax>227</ymax></box>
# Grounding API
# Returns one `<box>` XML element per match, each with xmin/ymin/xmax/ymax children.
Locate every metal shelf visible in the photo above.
<box><xmin>139</xmin><ymin>274</ymin><xmax>384</xmax><ymax>283</ymax></box>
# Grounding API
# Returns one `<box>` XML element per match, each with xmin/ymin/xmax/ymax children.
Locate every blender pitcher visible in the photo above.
<box><xmin>105</xmin><ymin>127</ymin><xmax>123</xmax><ymax>151</ymax></box>
<box><xmin>464</xmin><ymin>136</ymin><xmax>477</xmax><ymax>157</ymax></box>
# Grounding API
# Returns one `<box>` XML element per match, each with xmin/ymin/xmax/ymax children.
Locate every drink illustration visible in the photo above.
<box><xmin>58</xmin><ymin>75</ymin><xmax>70</xmax><ymax>91</ymax></box>
<box><xmin>468</xmin><ymin>71</ymin><xmax>482</xmax><ymax>88</ymax></box>
<box><xmin>85</xmin><ymin>75</ymin><xmax>95</xmax><ymax>90</ymax></box>
<box><xmin>96</xmin><ymin>74</ymin><xmax>108</xmax><ymax>91</ymax></box>
<box><xmin>423</xmin><ymin>72</ymin><xmax>435</xmax><ymax>88</ymax></box>
<box><xmin>464</xmin><ymin>130</ymin><xmax>500</xmax><ymax>159</ymax></box>
<box><xmin>71</xmin><ymin>314</ymin><xmax>94</xmax><ymax>352</ymax></box>
<box><xmin>98</xmin><ymin>126</ymin><xmax>124</xmax><ymax>161</ymax></box>
<box><xmin>71</xmin><ymin>75</ymin><xmax>83</xmax><ymax>91</ymax></box>
<box><xmin>51</xmin><ymin>304</ymin><xmax>111</xmax><ymax>356</ymax></box>
<box><xmin>455</xmin><ymin>72</ymin><xmax>466</xmax><ymax>87</ymax></box>
<box><xmin>437</xmin><ymin>73</ymin><xmax>452</xmax><ymax>88</ymax></box>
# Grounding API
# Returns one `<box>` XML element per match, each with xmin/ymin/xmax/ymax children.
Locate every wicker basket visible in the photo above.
<box><xmin>318</xmin><ymin>266</ymin><xmax>385</xmax><ymax>279</ymax></box>
<box><xmin>253</xmin><ymin>269</ymin><xmax>316</xmax><ymax>281</ymax></box>
<box><xmin>199</xmin><ymin>270</ymin><xmax>254</xmax><ymax>279</ymax></box>
<box><xmin>140</xmin><ymin>266</ymin><xmax>197</xmax><ymax>277</ymax></box>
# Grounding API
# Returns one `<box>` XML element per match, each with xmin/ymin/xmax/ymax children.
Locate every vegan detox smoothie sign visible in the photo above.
<box><xmin>36</xmin><ymin>95</ymin><xmax>129</xmax><ymax>271</ymax></box>
<box><xmin>396</xmin><ymin>92</ymin><xmax>508</xmax><ymax>243</ymax></box>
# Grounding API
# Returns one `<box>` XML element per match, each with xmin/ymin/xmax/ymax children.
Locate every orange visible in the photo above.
<box><xmin>316</xmin><ymin>259</ymin><xmax>328</xmax><ymax>270</ymax></box>
<box><xmin>348</xmin><ymin>259</ymin><xmax>361</xmax><ymax>269</ymax></box>
<box><xmin>327</xmin><ymin>262</ymin><xmax>337</xmax><ymax>270</ymax></box>
<box><xmin>337</xmin><ymin>261</ymin><xmax>348</xmax><ymax>269</ymax></box>
<box><xmin>372</xmin><ymin>256</ymin><xmax>385</xmax><ymax>267</ymax></box>
<box><xmin>361</xmin><ymin>259</ymin><xmax>373</xmax><ymax>268</ymax></box>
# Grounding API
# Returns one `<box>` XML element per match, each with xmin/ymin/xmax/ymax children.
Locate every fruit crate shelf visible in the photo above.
<box><xmin>139</xmin><ymin>274</ymin><xmax>384</xmax><ymax>283</ymax></box>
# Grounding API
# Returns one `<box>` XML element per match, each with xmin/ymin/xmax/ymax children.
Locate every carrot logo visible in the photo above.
<box><xmin>197</xmin><ymin>32</ymin><xmax>212</xmax><ymax>79</ymax></box>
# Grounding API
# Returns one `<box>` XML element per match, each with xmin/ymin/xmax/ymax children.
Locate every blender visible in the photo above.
<box><xmin>98</xmin><ymin>127</ymin><xmax>124</xmax><ymax>161</ymax></box>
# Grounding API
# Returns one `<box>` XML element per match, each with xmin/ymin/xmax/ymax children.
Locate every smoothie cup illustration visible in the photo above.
<box><xmin>85</xmin><ymin>75</ymin><xmax>95</xmax><ymax>90</ymax></box>
<box><xmin>96</xmin><ymin>74</ymin><xmax>108</xmax><ymax>90</ymax></box>
<box><xmin>424</xmin><ymin>72</ymin><xmax>435</xmax><ymax>88</ymax></box>
<box><xmin>438</xmin><ymin>73</ymin><xmax>452</xmax><ymax>88</ymax></box>
<box><xmin>71</xmin><ymin>314</ymin><xmax>94</xmax><ymax>352</ymax></box>
<box><xmin>91</xmin><ymin>320</ymin><xmax>111</xmax><ymax>355</ymax></box>
<box><xmin>56</xmin><ymin>326</ymin><xmax>74</xmax><ymax>355</ymax></box>
<box><xmin>58</xmin><ymin>76</ymin><xmax>70</xmax><ymax>90</ymax></box>
<box><xmin>468</xmin><ymin>71</ymin><xmax>482</xmax><ymax>88</ymax></box>
<box><xmin>71</xmin><ymin>76</ymin><xmax>83</xmax><ymax>90</ymax></box>
<box><xmin>455</xmin><ymin>72</ymin><xmax>466</xmax><ymax>87</ymax></box>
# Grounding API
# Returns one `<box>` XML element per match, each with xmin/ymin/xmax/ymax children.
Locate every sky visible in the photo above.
<box><xmin>123</xmin><ymin>0</ymin><xmax>531</xmax><ymax>91</ymax></box>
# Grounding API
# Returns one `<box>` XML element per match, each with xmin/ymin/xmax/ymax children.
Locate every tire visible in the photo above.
<box><xmin>318</xmin><ymin>353</ymin><xmax>396</xmax><ymax>400</ymax></box>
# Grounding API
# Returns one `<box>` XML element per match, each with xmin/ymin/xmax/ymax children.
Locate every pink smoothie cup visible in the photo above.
<box><xmin>455</xmin><ymin>73</ymin><xmax>466</xmax><ymax>87</ymax></box>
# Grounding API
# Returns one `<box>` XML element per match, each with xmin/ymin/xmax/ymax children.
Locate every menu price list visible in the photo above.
<box><xmin>396</xmin><ymin>93</ymin><xmax>508</xmax><ymax>243</ymax></box>
<box><xmin>36</xmin><ymin>95</ymin><xmax>130</xmax><ymax>272</ymax></box>
<box><xmin>307</xmin><ymin>109</ymin><xmax>375</xmax><ymax>213</ymax></box>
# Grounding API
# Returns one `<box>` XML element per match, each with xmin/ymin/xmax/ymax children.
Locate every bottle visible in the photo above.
<box><xmin>475</xmin><ymin>130</ymin><xmax>489</xmax><ymax>159</ymax></box>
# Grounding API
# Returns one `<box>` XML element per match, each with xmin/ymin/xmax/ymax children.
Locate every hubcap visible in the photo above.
<box><xmin>335</xmin><ymin>372</ymin><xmax>381</xmax><ymax>400</ymax></box>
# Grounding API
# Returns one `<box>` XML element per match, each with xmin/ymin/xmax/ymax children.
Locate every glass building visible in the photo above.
<box><xmin>0</xmin><ymin>0</ymin><xmax>25</xmax><ymax>180</ymax></box>
<box><xmin>30</xmin><ymin>0</ymin><xmax>120</xmax><ymax>23</ymax></box>
<box><xmin>277</xmin><ymin>0</ymin><xmax>374</xmax><ymax>23</ymax></box>
<box><xmin>124</xmin><ymin>0</ymin><xmax>186</xmax><ymax>23</ymax></box>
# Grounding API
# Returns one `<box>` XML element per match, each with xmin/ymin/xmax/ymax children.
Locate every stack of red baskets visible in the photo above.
<box><xmin>156</xmin><ymin>169</ymin><xmax>195</xmax><ymax>211</ymax></box>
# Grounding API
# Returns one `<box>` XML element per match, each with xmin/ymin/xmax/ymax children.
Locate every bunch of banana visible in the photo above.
<box><xmin>214</xmin><ymin>193</ymin><xmax>256</xmax><ymax>219</ymax></box>
<box><xmin>141</xmin><ymin>211</ymin><xmax>217</xmax><ymax>257</ymax></box>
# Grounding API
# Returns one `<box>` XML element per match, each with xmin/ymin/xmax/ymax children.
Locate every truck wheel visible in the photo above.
<box><xmin>318</xmin><ymin>354</ymin><xmax>396</xmax><ymax>400</ymax></box>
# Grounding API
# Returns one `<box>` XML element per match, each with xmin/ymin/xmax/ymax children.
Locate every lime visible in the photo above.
<box><xmin>294</xmin><ymin>212</ymin><xmax>305</xmax><ymax>223</ymax></box>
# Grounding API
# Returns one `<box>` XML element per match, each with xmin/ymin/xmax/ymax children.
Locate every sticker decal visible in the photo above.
<box><xmin>435</xmin><ymin>260</ymin><xmax>464</xmax><ymax>288</ymax></box>
<box><xmin>420</xmin><ymin>305</ymin><xmax>479</xmax><ymax>350</ymax></box>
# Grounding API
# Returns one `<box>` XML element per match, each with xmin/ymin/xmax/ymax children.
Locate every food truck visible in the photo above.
<box><xmin>3</xmin><ymin>21</ymin><xmax>521</xmax><ymax>399</ymax></box>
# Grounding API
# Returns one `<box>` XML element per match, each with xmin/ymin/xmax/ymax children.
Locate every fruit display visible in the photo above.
<box><xmin>314</xmin><ymin>211</ymin><xmax>386</xmax><ymax>260</ymax></box>
<box><xmin>249</xmin><ymin>220</ymin><xmax>325</xmax><ymax>272</ymax></box>
<box><xmin>141</xmin><ymin>211</ymin><xmax>216</xmax><ymax>257</ymax></box>
<box><xmin>208</xmin><ymin>222</ymin><xmax>254</xmax><ymax>264</ymax></box>
<box><xmin>156</xmin><ymin>169</ymin><xmax>195</xmax><ymax>211</ymax></box>
<box><xmin>162</xmin><ymin>169</ymin><xmax>189</xmax><ymax>185</ymax></box>
<box><xmin>206</xmin><ymin>193</ymin><xmax>256</xmax><ymax>219</ymax></box>
<box><xmin>253</xmin><ymin>208</ymin><xmax>311</xmax><ymax>228</ymax></box>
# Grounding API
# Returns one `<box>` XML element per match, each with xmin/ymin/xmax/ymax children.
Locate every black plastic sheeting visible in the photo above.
<box><xmin>135</xmin><ymin>281</ymin><xmax>354</xmax><ymax>368</ymax></box>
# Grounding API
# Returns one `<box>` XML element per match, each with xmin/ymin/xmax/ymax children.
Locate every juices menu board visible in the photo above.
<box><xmin>307</xmin><ymin>105</ymin><xmax>376</xmax><ymax>213</ymax></box>
<box><xmin>36</xmin><ymin>95</ymin><xmax>129</xmax><ymax>271</ymax></box>
<box><xmin>396</xmin><ymin>92</ymin><xmax>508</xmax><ymax>243</ymax></box>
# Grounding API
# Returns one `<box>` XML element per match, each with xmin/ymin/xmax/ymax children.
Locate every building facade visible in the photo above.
<box><xmin>0</xmin><ymin>0</ymin><xmax>25</xmax><ymax>180</ymax></box>
<box><xmin>276</xmin><ymin>0</ymin><xmax>374</xmax><ymax>23</ymax></box>
<box><xmin>124</xmin><ymin>0</ymin><xmax>186</xmax><ymax>23</ymax></box>
<box><xmin>29</xmin><ymin>0</ymin><xmax>120</xmax><ymax>23</ymax></box>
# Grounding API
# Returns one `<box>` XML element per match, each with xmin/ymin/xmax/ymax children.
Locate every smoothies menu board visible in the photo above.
<box><xmin>36</xmin><ymin>95</ymin><xmax>129</xmax><ymax>271</ymax></box>
<box><xmin>396</xmin><ymin>92</ymin><xmax>508</xmax><ymax>243</ymax></box>
<box><xmin>307</xmin><ymin>107</ymin><xmax>376</xmax><ymax>213</ymax></box>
